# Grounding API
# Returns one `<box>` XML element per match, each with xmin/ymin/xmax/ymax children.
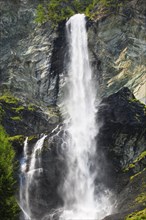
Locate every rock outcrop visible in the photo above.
<box><xmin>1</xmin><ymin>0</ymin><xmax>146</xmax><ymax>106</ymax></box>
<box><xmin>98</xmin><ymin>87</ymin><xmax>146</xmax><ymax>220</ymax></box>
<box><xmin>88</xmin><ymin>0</ymin><xmax>146</xmax><ymax>103</ymax></box>
<box><xmin>0</xmin><ymin>0</ymin><xmax>66</xmax><ymax>106</ymax></box>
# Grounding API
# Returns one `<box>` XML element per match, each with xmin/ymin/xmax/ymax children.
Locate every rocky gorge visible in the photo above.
<box><xmin>0</xmin><ymin>0</ymin><xmax>146</xmax><ymax>220</ymax></box>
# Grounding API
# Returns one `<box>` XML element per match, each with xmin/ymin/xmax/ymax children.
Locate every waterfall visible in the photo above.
<box><xmin>59</xmin><ymin>14</ymin><xmax>113</xmax><ymax>220</ymax></box>
<box><xmin>19</xmin><ymin>13</ymin><xmax>114</xmax><ymax>220</ymax></box>
<box><xmin>19</xmin><ymin>135</ymin><xmax>47</xmax><ymax>220</ymax></box>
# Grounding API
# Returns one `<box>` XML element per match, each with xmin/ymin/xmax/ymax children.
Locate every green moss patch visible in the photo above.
<box><xmin>28</xmin><ymin>135</ymin><xmax>38</xmax><ymax>144</ymax></box>
<box><xmin>0</xmin><ymin>94</ymin><xmax>19</xmax><ymax>104</ymax></box>
<box><xmin>125</xmin><ymin>208</ymin><xmax>146</xmax><ymax>220</ymax></box>
<box><xmin>135</xmin><ymin>151</ymin><xmax>146</xmax><ymax>163</ymax></box>
<box><xmin>135</xmin><ymin>192</ymin><xmax>146</xmax><ymax>204</ymax></box>
<box><xmin>10</xmin><ymin>116</ymin><xmax>22</xmax><ymax>121</ymax></box>
<box><xmin>28</xmin><ymin>104</ymin><xmax>36</xmax><ymax>112</ymax></box>
<box><xmin>0</xmin><ymin>105</ymin><xmax>5</xmax><ymax>121</ymax></box>
<box><xmin>124</xmin><ymin>151</ymin><xmax>146</xmax><ymax>172</ymax></box>
<box><xmin>130</xmin><ymin>168</ymin><xmax>146</xmax><ymax>181</ymax></box>
<box><xmin>12</xmin><ymin>106</ymin><xmax>25</xmax><ymax>113</ymax></box>
<box><xmin>8</xmin><ymin>135</ymin><xmax>25</xmax><ymax>145</ymax></box>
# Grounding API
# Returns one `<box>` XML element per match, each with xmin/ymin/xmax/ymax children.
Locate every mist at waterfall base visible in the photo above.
<box><xmin>19</xmin><ymin>14</ymin><xmax>114</xmax><ymax>220</ymax></box>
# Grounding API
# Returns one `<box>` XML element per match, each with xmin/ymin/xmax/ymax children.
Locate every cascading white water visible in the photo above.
<box><xmin>59</xmin><ymin>14</ymin><xmax>113</xmax><ymax>220</ymax></box>
<box><xmin>19</xmin><ymin>135</ymin><xmax>47</xmax><ymax>220</ymax></box>
<box><xmin>19</xmin><ymin>137</ymin><xmax>31</xmax><ymax>220</ymax></box>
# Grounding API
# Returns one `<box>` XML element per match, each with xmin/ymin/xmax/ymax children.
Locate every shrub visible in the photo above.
<box><xmin>0</xmin><ymin>126</ymin><xmax>19</xmax><ymax>219</ymax></box>
<box><xmin>35</xmin><ymin>0</ymin><xmax>126</xmax><ymax>25</ymax></box>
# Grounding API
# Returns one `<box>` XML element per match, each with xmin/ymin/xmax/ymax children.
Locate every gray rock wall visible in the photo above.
<box><xmin>0</xmin><ymin>0</ymin><xmax>62</xmax><ymax>106</ymax></box>
<box><xmin>88</xmin><ymin>0</ymin><xmax>146</xmax><ymax>103</ymax></box>
<box><xmin>1</xmin><ymin>0</ymin><xmax>145</xmax><ymax>106</ymax></box>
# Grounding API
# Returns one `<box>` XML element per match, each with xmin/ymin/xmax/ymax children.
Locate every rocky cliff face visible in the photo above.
<box><xmin>88</xmin><ymin>0</ymin><xmax>146</xmax><ymax>103</ymax></box>
<box><xmin>0</xmin><ymin>0</ymin><xmax>66</xmax><ymax>106</ymax></box>
<box><xmin>98</xmin><ymin>87</ymin><xmax>146</xmax><ymax>219</ymax></box>
<box><xmin>1</xmin><ymin>0</ymin><xmax>145</xmax><ymax>106</ymax></box>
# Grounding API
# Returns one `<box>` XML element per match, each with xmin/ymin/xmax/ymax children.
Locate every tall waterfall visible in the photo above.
<box><xmin>59</xmin><ymin>14</ymin><xmax>113</xmax><ymax>220</ymax></box>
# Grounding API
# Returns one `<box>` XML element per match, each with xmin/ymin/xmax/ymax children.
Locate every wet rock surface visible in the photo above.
<box><xmin>98</xmin><ymin>88</ymin><xmax>146</xmax><ymax>220</ymax></box>
<box><xmin>98</xmin><ymin>87</ymin><xmax>146</xmax><ymax>171</ymax></box>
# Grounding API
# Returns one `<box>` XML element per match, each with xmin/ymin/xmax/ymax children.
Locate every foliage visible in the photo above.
<box><xmin>0</xmin><ymin>106</ymin><xmax>5</xmax><ymax>121</ymax></box>
<box><xmin>125</xmin><ymin>208</ymin><xmax>146</xmax><ymax>220</ymax></box>
<box><xmin>12</xmin><ymin>106</ymin><xmax>25</xmax><ymax>113</ymax></box>
<box><xmin>0</xmin><ymin>94</ymin><xmax>18</xmax><ymax>104</ymax></box>
<box><xmin>35</xmin><ymin>0</ymin><xmax>126</xmax><ymax>25</ymax></box>
<box><xmin>11</xmin><ymin>116</ymin><xmax>22</xmax><ymax>121</ymax></box>
<box><xmin>124</xmin><ymin>151</ymin><xmax>146</xmax><ymax>172</ymax></box>
<box><xmin>28</xmin><ymin>104</ymin><xmax>36</xmax><ymax>112</ymax></box>
<box><xmin>130</xmin><ymin>168</ymin><xmax>146</xmax><ymax>181</ymax></box>
<box><xmin>8</xmin><ymin>135</ymin><xmax>25</xmax><ymax>145</ymax></box>
<box><xmin>0</xmin><ymin>93</ymin><xmax>19</xmax><ymax>105</ymax></box>
<box><xmin>0</xmin><ymin>126</ymin><xmax>19</xmax><ymax>219</ymax></box>
<box><xmin>135</xmin><ymin>192</ymin><xmax>146</xmax><ymax>204</ymax></box>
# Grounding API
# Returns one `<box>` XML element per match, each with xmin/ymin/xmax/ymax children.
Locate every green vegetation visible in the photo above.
<box><xmin>130</xmin><ymin>168</ymin><xmax>146</xmax><ymax>181</ymax></box>
<box><xmin>124</xmin><ymin>151</ymin><xmax>146</xmax><ymax>172</ymax></box>
<box><xmin>28</xmin><ymin>104</ymin><xmax>36</xmax><ymax>112</ymax></box>
<box><xmin>0</xmin><ymin>93</ymin><xmax>19</xmax><ymax>105</ymax></box>
<box><xmin>28</xmin><ymin>135</ymin><xmax>38</xmax><ymax>143</ymax></box>
<box><xmin>11</xmin><ymin>116</ymin><xmax>22</xmax><ymax>121</ymax></box>
<box><xmin>12</xmin><ymin>106</ymin><xmax>25</xmax><ymax>113</ymax></box>
<box><xmin>35</xmin><ymin>0</ymin><xmax>126</xmax><ymax>26</ymax></box>
<box><xmin>125</xmin><ymin>208</ymin><xmax>146</xmax><ymax>220</ymax></box>
<box><xmin>8</xmin><ymin>135</ymin><xmax>25</xmax><ymax>146</ymax></box>
<box><xmin>0</xmin><ymin>105</ymin><xmax>5</xmax><ymax>121</ymax></box>
<box><xmin>0</xmin><ymin>126</ymin><xmax>19</xmax><ymax>219</ymax></box>
<box><xmin>135</xmin><ymin>192</ymin><xmax>146</xmax><ymax>204</ymax></box>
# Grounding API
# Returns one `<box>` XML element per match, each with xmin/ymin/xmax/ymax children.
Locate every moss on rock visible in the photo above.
<box><xmin>130</xmin><ymin>168</ymin><xmax>146</xmax><ymax>181</ymax></box>
<box><xmin>8</xmin><ymin>135</ymin><xmax>25</xmax><ymax>144</ymax></box>
<box><xmin>0</xmin><ymin>105</ymin><xmax>5</xmax><ymax>121</ymax></box>
<box><xmin>124</xmin><ymin>151</ymin><xmax>146</xmax><ymax>172</ymax></box>
<box><xmin>125</xmin><ymin>208</ymin><xmax>146</xmax><ymax>220</ymax></box>
<box><xmin>135</xmin><ymin>192</ymin><xmax>146</xmax><ymax>204</ymax></box>
<box><xmin>0</xmin><ymin>93</ymin><xmax>19</xmax><ymax>104</ymax></box>
<box><xmin>28</xmin><ymin>135</ymin><xmax>38</xmax><ymax>144</ymax></box>
<box><xmin>8</xmin><ymin>135</ymin><xmax>25</xmax><ymax>155</ymax></box>
<box><xmin>10</xmin><ymin>116</ymin><xmax>22</xmax><ymax>121</ymax></box>
<box><xmin>12</xmin><ymin>106</ymin><xmax>25</xmax><ymax>113</ymax></box>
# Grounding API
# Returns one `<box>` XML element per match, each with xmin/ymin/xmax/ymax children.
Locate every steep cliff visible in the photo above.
<box><xmin>1</xmin><ymin>0</ymin><xmax>145</xmax><ymax>106</ymax></box>
<box><xmin>88</xmin><ymin>0</ymin><xmax>146</xmax><ymax>103</ymax></box>
<box><xmin>98</xmin><ymin>87</ymin><xmax>146</xmax><ymax>220</ymax></box>
<box><xmin>0</xmin><ymin>0</ymin><xmax>66</xmax><ymax>106</ymax></box>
